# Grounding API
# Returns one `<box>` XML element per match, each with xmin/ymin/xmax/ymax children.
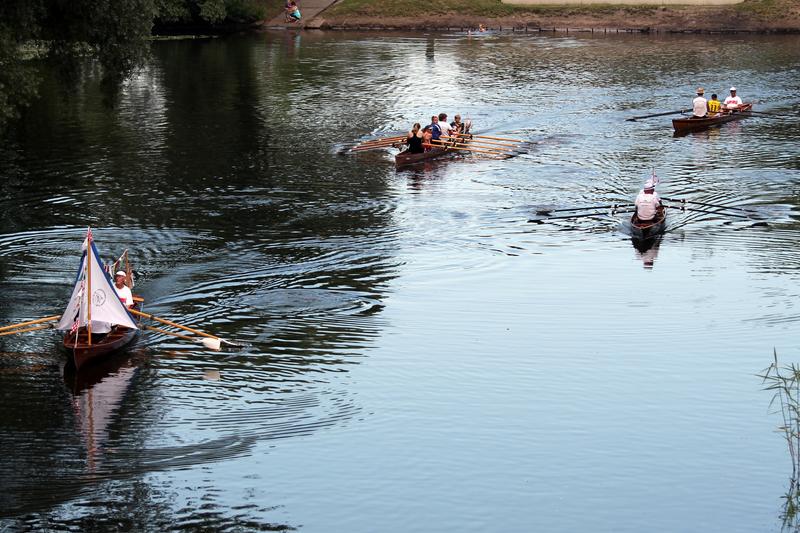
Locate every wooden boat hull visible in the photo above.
<box><xmin>631</xmin><ymin>206</ymin><xmax>666</xmax><ymax>241</ymax></box>
<box><xmin>672</xmin><ymin>104</ymin><xmax>752</xmax><ymax>134</ymax></box>
<box><xmin>395</xmin><ymin>136</ymin><xmax>471</xmax><ymax>168</ymax></box>
<box><xmin>63</xmin><ymin>325</ymin><xmax>140</xmax><ymax>370</ymax></box>
<box><xmin>395</xmin><ymin>147</ymin><xmax>453</xmax><ymax>167</ymax></box>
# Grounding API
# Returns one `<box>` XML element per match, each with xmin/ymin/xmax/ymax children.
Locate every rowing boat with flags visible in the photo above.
<box><xmin>56</xmin><ymin>228</ymin><xmax>140</xmax><ymax>369</ymax></box>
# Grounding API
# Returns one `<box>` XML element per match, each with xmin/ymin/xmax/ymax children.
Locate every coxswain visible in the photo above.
<box><xmin>692</xmin><ymin>87</ymin><xmax>707</xmax><ymax>118</ymax></box>
<box><xmin>113</xmin><ymin>271</ymin><xmax>134</xmax><ymax>308</ymax></box>
<box><xmin>724</xmin><ymin>87</ymin><xmax>743</xmax><ymax>110</ymax></box>
<box><xmin>707</xmin><ymin>93</ymin><xmax>721</xmax><ymax>115</ymax></box>
<box><xmin>406</xmin><ymin>123</ymin><xmax>424</xmax><ymax>154</ymax></box>
<box><xmin>634</xmin><ymin>177</ymin><xmax>662</xmax><ymax>222</ymax></box>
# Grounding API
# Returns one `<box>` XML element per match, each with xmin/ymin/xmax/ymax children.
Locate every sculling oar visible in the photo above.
<box><xmin>662</xmin><ymin>204</ymin><xmax>756</xmax><ymax>219</ymax></box>
<box><xmin>0</xmin><ymin>315</ymin><xmax>61</xmax><ymax>332</ymax></box>
<box><xmin>626</xmin><ymin>109</ymin><xmax>691</xmax><ymax>121</ymax></box>
<box><xmin>0</xmin><ymin>324</ymin><xmax>57</xmax><ymax>337</ymax></box>
<box><xmin>747</xmin><ymin>110</ymin><xmax>792</xmax><ymax>117</ymax></box>
<box><xmin>129</xmin><ymin>309</ymin><xmax>242</xmax><ymax>350</ymax></box>
<box><xmin>143</xmin><ymin>324</ymin><xmax>223</xmax><ymax>350</ymax></box>
<box><xmin>535</xmin><ymin>204</ymin><xmax>621</xmax><ymax>216</ymax></box>
<box><xmin>441</xmin><ymin>136</ymin><xmax>524</xmax><ymax>149</ymax></box>
<box><xmin>450</xmin><ymin>132</ymin><xmax>526</xmax><ymax>143</ymax></box>
<box><xmin>528</xmin><ymin>210</ymin><xmax>632</xmax><ymax>223</ymax></box>
<box><xmin>429</xmin><ymin>141</ymin><xmax>512</xmax><ymax>157</ymax></box>
<box><xmin>431</xmin><ymin>139</ymin><xmax>519</xmax><ymax>153</ymax></box>
<box><xmin>661</xmin><ymin>197</ymin><xmax>759</xmax><ymax>214</ymax></box>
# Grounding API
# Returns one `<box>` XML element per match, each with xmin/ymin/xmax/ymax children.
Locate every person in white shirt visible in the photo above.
<box><xmin>113</xmin><ymin>271</ymin><xmax>134</xmax><ymax>307</ymax></box>
<box><xmin>634</xmin><ymin>178</ymin><xmax>662</xmax><ymax>222</ymax></box>
<box><xmin>724</xmin><ymin>87</ymin><xmax>743</xmax><ymax>110</ymax></box>
<box><xmin>692</xmin><ymin>87</ymin><xmax>707</xmax><ymax>118</ymax></box>
<box><xmin>437</xmin><ymin>113</ymin><xmax>452</xmax><ymax>138</ymax></box>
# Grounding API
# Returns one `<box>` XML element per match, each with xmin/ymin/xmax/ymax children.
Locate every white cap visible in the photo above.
<box><xmin>644</xmin><ymin>179</ymin><xmax>655</xmax><ymax>189</ymax></box>
<box><xmin>115</xmin><ymin>271</ymin><xmax>126</xmax><ymax>277</ymax></box>
<box><xmin>730</xmin><ymin>86</ymin><xmax>736</xmax><ymax>91</ymax></box>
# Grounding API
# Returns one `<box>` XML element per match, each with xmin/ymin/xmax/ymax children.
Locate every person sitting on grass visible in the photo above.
<box><xmin>285</xmin><ymin>0</ymin><xmax>301</xmax><ymax>23</ymax></box>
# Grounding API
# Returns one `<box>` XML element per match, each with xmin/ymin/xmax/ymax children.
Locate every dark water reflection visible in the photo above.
<box><xmin>1</xmin><ymin>30</ymin><xmax>800</xmax><ymax>531</ymax></box>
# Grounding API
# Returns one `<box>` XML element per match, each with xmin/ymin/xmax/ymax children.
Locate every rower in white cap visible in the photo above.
<box><xmin>634</xmin><ymin>173</ymin><xmax>662</xmax><ymax>222</ymax></box>
<box><xmin>724</xmin><ymin>87</ymin><xmax>743</xmax><ymax>110</ymax></box>
<box><xmin>113</xmin><ymin>270</ymin><xmax>134</xmax><ymax>308</ymax></box>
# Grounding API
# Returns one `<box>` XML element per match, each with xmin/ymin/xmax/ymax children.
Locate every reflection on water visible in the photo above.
<box><xmin>0</xmin><ymin>30</ymin><xmax>799</xmax><ymax>532</ymax></box>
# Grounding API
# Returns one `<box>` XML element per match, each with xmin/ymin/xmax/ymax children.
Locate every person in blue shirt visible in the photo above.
<box><xmin>427</xmin><ymin>115</ymin><xmax>441</xmax><ymax>141</ymax></box>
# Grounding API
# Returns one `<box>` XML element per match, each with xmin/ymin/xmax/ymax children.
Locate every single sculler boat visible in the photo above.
<box><xmin>630</xmin><ymin>205</ymin><xmax>667</xmax><ymax>241</ymax></box>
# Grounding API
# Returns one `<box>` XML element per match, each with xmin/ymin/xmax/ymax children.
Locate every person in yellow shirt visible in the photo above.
<box><xmin>707</xmin><ymin>93</ymin><xmax>722</xmax><ymax>115</ymax></box>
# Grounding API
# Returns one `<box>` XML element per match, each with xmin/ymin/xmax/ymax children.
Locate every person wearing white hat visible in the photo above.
<box><xmin>113</xmin><ymin>271</ymin><xmax>134</xmax><ymax>308</ymax></box>
<box><xmin>724</xmin><ymin>87</ymin><xmax>743</xmax><ymax>110</ymax></box>
<box><xmin>634</xmin><ymin>176</ymin><xmax>662</xmax><ymax>222</ymax></box>
<box><xmin>692</xmin><ymin>87</ymin><xmax>707</xmax><ymax>118</ymax></box>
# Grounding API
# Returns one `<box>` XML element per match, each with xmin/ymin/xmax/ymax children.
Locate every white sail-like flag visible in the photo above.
<box><xmin>57</xmin><ymin>239</ymin><xmax>138</xmax><ymax>332</ymax></box>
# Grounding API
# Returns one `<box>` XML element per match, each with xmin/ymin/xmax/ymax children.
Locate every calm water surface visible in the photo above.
<box><xmin>1</xmin><ymin>30</ymin><xmax>800</xmax><ymax>531</ymax></box>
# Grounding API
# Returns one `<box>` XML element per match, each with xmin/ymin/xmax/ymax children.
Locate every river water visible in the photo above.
<box><xmin>1</xmin><ymin>30</ymin><xmax>799</xmax><ymax>531</ymax></box>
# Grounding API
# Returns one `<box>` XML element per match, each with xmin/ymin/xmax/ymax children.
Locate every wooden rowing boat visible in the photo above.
<box><xmin>672</xmin><ymin>103</ymin><xmax>753</xmax><ymax>134</ymax></box>
<box><xmin>395</xmin><ymin>136</ymin><xmax>471</xmax><ymax>168</ymax></box>
<box><xmin>631</xmin><ymin>205</ymin><xmax>666</xmax><ymax>241</ymax></box>
<box><xmin>63</xmin><ymin>325</ymin><xmax>140</xmax><ymax>370</ymax></box>
<box><xmin>57</xmin><ymin>230</ymin><xmax>141</xmax><ymax>370</ymax></box>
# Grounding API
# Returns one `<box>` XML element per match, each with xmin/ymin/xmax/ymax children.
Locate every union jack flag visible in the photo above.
<box><xmin>86</xmin><ymin>227</ymin><xmax>93</xmax><ymax>243</ymax></box>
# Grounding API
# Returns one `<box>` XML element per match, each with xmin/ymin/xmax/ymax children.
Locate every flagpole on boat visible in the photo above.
<box><xmin>86</xmin><ymin>227</ymin><xmax>92</xmax><ymax>347</ymax></box>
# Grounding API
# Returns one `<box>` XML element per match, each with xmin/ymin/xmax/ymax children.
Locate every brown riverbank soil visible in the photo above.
<box><xmin>316</xmin><ymin>0</ymin><xmax>800</xmax><ymax>32</ymax></box>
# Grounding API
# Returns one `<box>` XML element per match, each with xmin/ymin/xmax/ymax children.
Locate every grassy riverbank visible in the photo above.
<box><xmin>321</xmin><ymin>0</ymin><xmax>800</xmax><ymax>31</ymax></box>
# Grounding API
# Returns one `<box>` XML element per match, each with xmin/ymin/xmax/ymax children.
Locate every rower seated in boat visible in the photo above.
<box><xmin>634</xmin><ymin>177</ymin><xmax>662</xmax><ymax>222</ymax></box>
<box><xmin>692</xmin><ymin>87</ymin><xmax>707</xmax><ymax>118</ymax></box>
<box><xmin>406</xmin><ymin>123</ymin><xmax>424</xmax><ymax>154</ymax></box>
<box><xmin>707</xmin><ymin>93</ymin><xmax>721</xmax><ymax>115</ymax></box>
<box><xmin>427</xmin><ymin>116</ymin><xmax>442</xmax><ymax>142</ymax></box>
<box><xmin>421</xmin><ymin>126</ymin><xmax>433</xmax><ymax>152</ymax></box>
<box><xmin>450</xmin><ymin>115</ymin><xmax>471</xmax><ymax>136</ymax></box>
<box><xmin>437</xmin><ymin>113</ymin><xmax>452</xmax><ymax>140</ymax></box>
<box><xmin>724</xmin><ymin>87</ymin><xmax>743</xmax><ymax>111</ymax></box>
<box><xmin>113</xmin><ymin>271</ymin><xmax>134</xmax><ymax>308</ymax></box>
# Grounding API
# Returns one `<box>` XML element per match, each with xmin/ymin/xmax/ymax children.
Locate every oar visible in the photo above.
<box><xmin>355</xmin><ymin>137</ymin><xmax>404</xmax><ymax>147</ymax></box>
<box><xmin>661</xmin><ymin>197</ymin><xmax>759</xmax><ymax>214</ymax></box>
<box><xmin>0</xmin><ymin>324</ymin><xmax>56</xmax><ymax>337</ymax></box>
<box><xmin>441</xmin><ymin>136</ymin><xmax>524</xmax><ymax>149</ymax></box>
<box><xmin>0</xmin><ymin>315</ymin><xmax>61</xmax><ymax>333</ymax></box>
<box><xmin>350</xmin><ymin>144</ymin><xmax>401</xmax><ymax>152</ymax></box>
<box><xmin>536</xmin><ymin>204</ymin><xmax>621</xmax><ymax>216</ymax></box>
<box><xmin>143</xmin><ymin>324</ymin><xmax>222</xmax><ymax>350</ymax></box>
<box><xmin>626</xmin><ymin>109</ymin><xmax>691</xmax><ymax>121</ymax></box>
<box><xmin>429</xmin><ymin>141</ymin><xmax>512</xmax><ymax>157</ymax></box>
<box><xmin>129</xmin><ymin>309</ymin><xmax>241</xmax><ymax>349</ymax></box>
<box><xmin>431</xmin><ymin>139</ymin><xmax>519</xmax><ymax>153</ymax></box>
<box><xmin>748</xmin><ymin>110</ymin><xmax>790</xmax><ymax>117</ymax></box>
<box><xmin>529</xmin><ymin>210</ymin><xmax>632</xmax><ymax>223</ymax></box>
<box><xmin>450</xmin><ymin>132</ymin><xmax>525</xmax><ymax>144</ymax></box>
<box><xmin>359</xmin><ymin>135</ymin><xmax>405</xmax><ymax>144</ymax></box>
<box><xmin>662</xmin><ymin>204</ymin><xmax>755</xmax><ymax>219</ymax></box>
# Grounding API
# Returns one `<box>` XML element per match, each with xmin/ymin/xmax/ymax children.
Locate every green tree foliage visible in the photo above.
<box><xmin>154</xmin><ymin>0</ymin><xmax>266</xmax><ymax>25</ymax></box>
<box><xmin>0</xmin><ymin>0</ymin><xmax>266</xmax><ymax>130</ymax></box>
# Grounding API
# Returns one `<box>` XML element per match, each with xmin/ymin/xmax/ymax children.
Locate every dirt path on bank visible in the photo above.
<box><xmin>310</xmin><ymin>3</ymin><xmax>800</xmax><ymax>32</ymax></box>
